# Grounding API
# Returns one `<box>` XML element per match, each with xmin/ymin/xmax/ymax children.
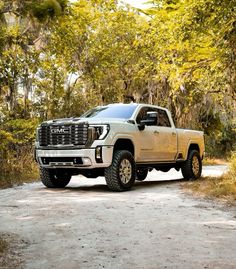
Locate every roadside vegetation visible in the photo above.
<box><xmin>0</xmin><ymin>237</ymin><xmax>8</xmax><ymax>254</ymax></box>
<box><xmin>203</xmin><ymin>158</ymin><xmax>228</xmax><ymax>166</ymax></box>
<box><xmin>0</xmin><ymin>0</ymin><xmax>235</xmax><ymax>188</ymax></box>
<box><xmin>0</xmin><ymin>119</ymin><xmax>39</xmax><ymax>188</ymax></box>
<box><xmin>0</xmin><ymin>153</ymin><xmax>39</xmax><ymax>188</ymax></box>
<box><xmin>0</xmin><ymin>233</ymin><xmax>26</xmax><ymax>269</ymax></box>
<box><xmin>184</xmin><ymin>153</ymin><xmax>236</xmax><ymax>202</ymax></box>
<box><xmin>0</xmin><ymin>235</ymin><xmax>10</xmax><ymax>269</ymax></box>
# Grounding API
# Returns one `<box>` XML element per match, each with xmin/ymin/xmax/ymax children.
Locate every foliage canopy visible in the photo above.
<box><xmin>0</xmin><ymin>0</ymin><xmax>235</xmax><ymax>180</ymax></box>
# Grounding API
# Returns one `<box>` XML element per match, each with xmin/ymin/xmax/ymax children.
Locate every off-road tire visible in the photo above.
<box><xmin>136</xmin><ymin>168</ymin><xmax>148</xmax><ymax>181</ymax></box>
<box><xmin>104</xmin><ymin>150</ymin><xmax>136</xmax><ymax>191</ymax></box>
<box><xmin>181</xmin><ymin>150</ymin><xmax>202</xmax><ymax>180</ymax></box>
<box><xmin>40</xmin><ymin>167</ymin><xmax>71</xmax><ymax>188</ymax></box>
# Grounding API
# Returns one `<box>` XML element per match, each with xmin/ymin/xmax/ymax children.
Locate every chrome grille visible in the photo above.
<box><xmin>38</xmin><ymin>123</ymin><xmax>88</xmax><ymax>146</ymax></box>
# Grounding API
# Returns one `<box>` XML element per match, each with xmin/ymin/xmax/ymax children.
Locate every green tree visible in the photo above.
<box><xmin>0</xmin><ymin>0</ymin><xmax>68</xmax><ymax>117</ymax></box>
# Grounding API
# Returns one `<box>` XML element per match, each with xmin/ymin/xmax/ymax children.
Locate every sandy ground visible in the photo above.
<box><xmin>0</xmin><ymin>165</ymin><xmax>236</xmax><ymax>269</ymax></box>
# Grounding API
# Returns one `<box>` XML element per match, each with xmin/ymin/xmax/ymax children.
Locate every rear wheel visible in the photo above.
<box><xmin>104</xmin><ymin>150</ymin><xmax>136</xmax><ymax>191</ymax></box>
<box><xmin>136</xmin><ymin>168</ymin><xmax>148</xmax><ymax>181</ymax></box>
<box><xmin>40</xmin><ymin>167</ymin><xmax>71</xmax><ymax>188</ymax></box>
<box><xmin>181</xmin><ymin>150</ymin><xmax>202</xmax><ymax>180</ymax></box>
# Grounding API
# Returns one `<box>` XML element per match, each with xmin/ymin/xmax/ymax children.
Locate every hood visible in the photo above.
<box><xmin>40</xmin><ymin>117</ymin><xmax>128</xmax><ymax>126</ymax></box>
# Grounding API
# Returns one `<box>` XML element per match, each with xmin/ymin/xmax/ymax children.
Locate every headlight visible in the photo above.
<box><xmin>90</xmin><ymin>124</ymin><xmax>110</xmax><ymax>140</ymax></box>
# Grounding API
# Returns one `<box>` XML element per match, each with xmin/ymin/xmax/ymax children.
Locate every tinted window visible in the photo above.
<box><xmin>136</xmin><ymin>107</ymin><xmax>158</xmax><ymax>125</ymax></box>
<box><xmin>136</xmin><ymin>107</ymin><xmax>171</xmax><ymax>127</ymax></box>
<box><xmin>81</xmin><ymin>105</ymin><xmax>137</xmax><ymax>119</ymax></box>
<box><xmin>157</xmin><ymin>109</ymin><xmax>171</xmax><ymax>127</ymax></box>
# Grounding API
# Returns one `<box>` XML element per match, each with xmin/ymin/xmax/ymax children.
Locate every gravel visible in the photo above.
<box><xmin>0</xmin><ymin>165</ymin><xmax>235</xmax><ymax>269</ymax></box>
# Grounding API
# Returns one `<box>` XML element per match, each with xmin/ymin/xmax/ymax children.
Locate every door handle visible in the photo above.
<box><xmin>154</xmin><ymin>131</ymin><xmax>159</xmax><ymax>134</ymax></box>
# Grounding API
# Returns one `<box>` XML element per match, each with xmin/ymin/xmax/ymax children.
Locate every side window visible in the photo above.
<box><xmin>136</xmin><ymin>107</ymin><xmax>149</xmax><ymax>124</ymax></box>
<box><xmin>136</xmin><ymin>107</ymin><xmax>158</xmax><ymax>125</ymax></box>
<box><xmin>157</xmin><ymin>109</ymin><xmax>171</xmax><ymax>127</ymax></box>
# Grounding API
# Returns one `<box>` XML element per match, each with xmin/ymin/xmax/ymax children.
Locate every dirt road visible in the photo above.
<box><xmin>1</xmin><ymin>165</ymin><xmax>236</xmax><ymax>269</ymax></box>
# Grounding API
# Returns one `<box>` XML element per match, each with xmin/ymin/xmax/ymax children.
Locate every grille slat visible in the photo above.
<box><xmin>38</xmin><ymin>123</ymin><xmax>88</xmax><ymax>147</ymax></box>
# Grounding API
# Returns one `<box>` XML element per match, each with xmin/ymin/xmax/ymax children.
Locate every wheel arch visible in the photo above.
<box><xmin>113</xmin><ymin>138</ymin><xmax>135</xmax><ymax>157</ymax></box>
<box><xmin>188</xmin><ymin>143</ymin><xmax>200</xmax><ymax>154</ymax></box>
<box><xmin>182</xmin><ymin>143</ymin><xmax>201</xmax><ymax>161</ymax></box>
<box><xmin>184</xmin><ymin>141</ymin><xmax>204</xmax><ymax>161</ymax></box>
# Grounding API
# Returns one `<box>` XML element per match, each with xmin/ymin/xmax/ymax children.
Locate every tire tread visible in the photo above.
<box><xmin>181</xmin><ymin>150</ymin><xmax>202</xmax><ymax>180</ymax></box>
<box><xmin>105</xmin><ymin>150</ymin><xmax>135</xmax><ymax>191</ymax></box>
<box><xmin>40</xmin><ymin>167</ymin><xmax>71</xmax><ymax>188</ymax></box>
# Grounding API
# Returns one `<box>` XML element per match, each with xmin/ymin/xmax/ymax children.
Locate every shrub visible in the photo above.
<box><xmin>184</xmin><ymin>152</ymin><xmax>236</xmax><ymax>201</ymax></box>
<box><xmin>0</xmin><ymin>118</ymin><xmax>39</xmax><ymax>188</ymax></box>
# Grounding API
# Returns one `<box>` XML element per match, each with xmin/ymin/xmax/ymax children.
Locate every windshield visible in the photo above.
<box><xmin>81</xmin><ymin>105</ymin><xmax>137</xmax><ymax>119</ymax></box>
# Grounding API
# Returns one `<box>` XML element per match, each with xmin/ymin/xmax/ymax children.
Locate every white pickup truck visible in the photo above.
<box><xmin>35</xmin><ymin>103</ymin><xmax>205</xmax><ymax>191</ymax></box>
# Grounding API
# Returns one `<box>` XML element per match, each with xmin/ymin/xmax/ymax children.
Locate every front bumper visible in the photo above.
<box><xmin>35</xmin><ymin>146</ymin><xmax>113</xmax><ymax>169</ymax></box>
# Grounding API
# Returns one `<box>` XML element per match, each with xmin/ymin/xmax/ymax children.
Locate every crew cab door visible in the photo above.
<box><xmin>154</xmin><ymin>109</ymin><xmax>177</xmax><ymax>161</ymax></box>
<box><xmin>135</xmin><ymin>107</ymin><xmax>158</xmax><ymax>161</ymax></box>
<box><xmin>135</xmin><ymin>106</ymin><xmax>177</xmax><ymax>162</ymax></box>
<box><xmin>136</xmin><ymin>126</ymin><xmax>157</xmax><ymax>161</ymax></box>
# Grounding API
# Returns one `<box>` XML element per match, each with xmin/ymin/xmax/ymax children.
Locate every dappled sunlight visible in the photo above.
<box><xmin>202</xmin><ymin>165</ymin><xmax>228</xmax><ymax>177</ymax></box>
<box><xmin>1</xmin><ymin>166</ymin><xmax>235</xmax><ymax>269</ymax></box>
<box><xmin>201</xmin><ymin>220</ymin><xmax>236</xmax><ymax>228</ymax></box>
<box><xmin>0</xmin><ymin>0</ymin><xmax>235</xmax><ymax>268</ymax></box>
<box><xmin>16</xmin><ymin>216</ymin><xmax>34</xmax><ymax>220</ymax></box>
<box><xmin>54</xmin><ymin>223</ymin><xmax>72</xmax><ymax>228</ymax></box>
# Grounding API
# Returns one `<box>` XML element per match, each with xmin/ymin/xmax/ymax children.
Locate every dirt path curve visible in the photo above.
<box><xmin>1</xmin><ymin>165</ymin><xmax>235</xmax><ymax>269</ymax></box>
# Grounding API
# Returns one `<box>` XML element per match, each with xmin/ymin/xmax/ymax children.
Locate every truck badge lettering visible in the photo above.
<box><xmin>51</xmin><ymin>127</ymin><xmax>71</xmax><ymax>134</ymax></box>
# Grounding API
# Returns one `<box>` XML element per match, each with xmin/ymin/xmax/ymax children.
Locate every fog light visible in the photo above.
<box><xmin>73</xmin><ymin>157</ymin><xmax>83</xmax><ymax>165</ymax></box>
<box><xmin>82</xmin><ymin>158</ymin><xmax>92</xmax><ymax>166</ymax></box>
<box><xmin>95</xmin><ymin>146</ymin><xmax>103</xmax><ymax>163</ymax></box>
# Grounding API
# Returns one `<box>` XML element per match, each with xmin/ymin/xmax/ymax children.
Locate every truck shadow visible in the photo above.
<box><xmin>133</xmin><ymin>178</ymin><xmax>185</xmax><ymax>190</ymax></box>
<box><xmin>63</xmin><ymin>178</ymin><xmax>184</xmax><ymax>193</ymax></box>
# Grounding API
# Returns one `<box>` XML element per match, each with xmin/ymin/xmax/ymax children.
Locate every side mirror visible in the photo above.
<box><xmin>138</xmin><ymin>122</ymin><xmax>145</xmax><ymax>131</ymax></box>
<box><xmin>140</xmin><ymin>111</ymin><xmax>158</xmax><ymax>127</ymax></box>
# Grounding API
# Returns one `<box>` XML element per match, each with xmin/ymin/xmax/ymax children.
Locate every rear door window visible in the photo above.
<box><xmin>157</xmin><ymin>109</ymin><xmax>171</xmax><ymax>127</ymax></box>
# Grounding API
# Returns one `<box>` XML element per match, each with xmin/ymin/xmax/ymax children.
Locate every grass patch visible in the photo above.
<box><xmin>0</xmin><ymin>233</ymin><xmax>27</xmax><ymax>269</ymax></box>
<box><xmin>0</xmin><ymin>152</ymin><xmax>39</xmax><ymax>189</ymax></box>
<box><xmin>184</xmin><ymin>153</ymin><xmax>236</xmax><ymax>202</ymax></box>
<box><xmin>0</xmin><ymin>237</ymin><xmax>8</xmax><ymax>254</ymax></box>
<box><xmin>203</xmin><ymin>157</ymin><xmax>227</xmax><ymax>166</ymax></box>
<box><xmin>184</xmin><ymin>176</ymin><xmax>236</xmax><ymax>201</ymax></box>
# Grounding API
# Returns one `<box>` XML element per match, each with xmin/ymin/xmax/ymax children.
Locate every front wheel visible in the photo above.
<box><xmin>40</xmin><ymin>167</ymin><xmax>71</xmax><ymax>188</ymax></box>
<box><xmin>104</xmin><ymin>150</ymin><xmax>136</xmax><ymax>191</ymax></box>
<box><xmin>181</xmin><ymin>150</ymin><xmax>202</xmax><ymax>180</ymax></box>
